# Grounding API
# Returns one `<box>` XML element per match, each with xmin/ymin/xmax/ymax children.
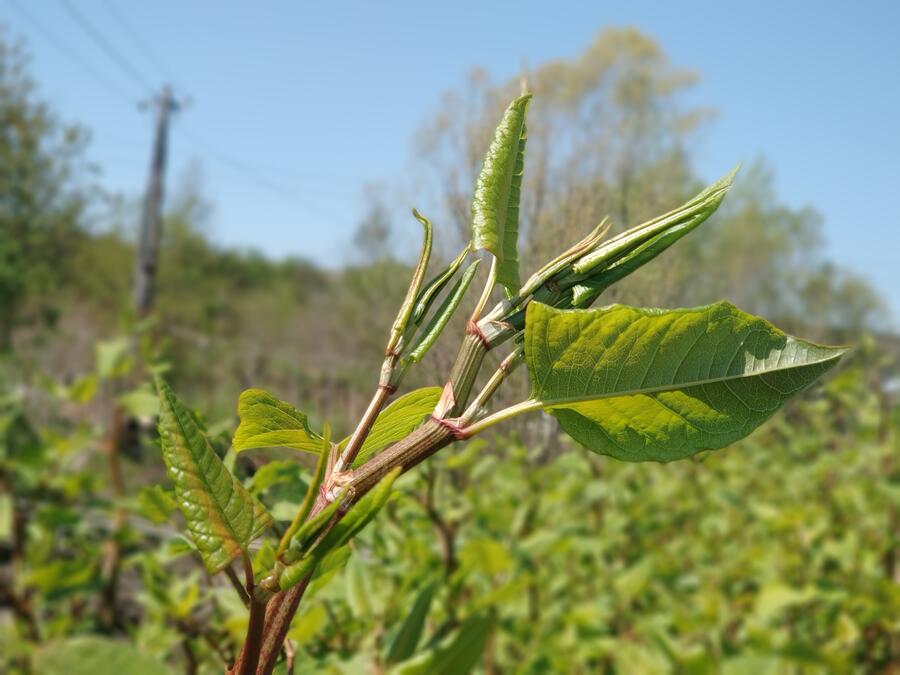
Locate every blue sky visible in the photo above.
<box><xmin>3</xmin><ymin>1</ymin><xmax>898</xmax><ymax>325</ymax></box>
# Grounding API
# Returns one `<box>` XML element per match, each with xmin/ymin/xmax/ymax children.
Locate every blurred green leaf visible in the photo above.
<box><xmin>135</xmin><ymin>485</ymin><xmax>177</xmax><ymax>524</ymax></box>
<box><xmin>385</xmin><ymin>582</ymin><xmax>436</xmax><ymax>664</ymax></box>
<box><xmin>345</xmin><ymin>555</ymin><xmax>372</xmax><ymax>616</ymax></box>
<box><xmin>460</xmin><ymin>538</ymin><xmax>512</xmax><ymax>576</ymax></box>
<box><xmin>33</xmin><ymin>637</ymin><xmax>172</xmax><ymax>675</ymax></box>
<box><xmin>118</xmin><ymin>385</ymin><xmax>160</xmax><ymax>418</ymax></box>
<box><xmin>95</xmin><ymin>337</ymin><xmax>131</xmax><ymax>379</ymax></box>
<box><xmin>390</xmin><ymin>614</ymin><xmax>491</xmax><ymax>675</ymax></box>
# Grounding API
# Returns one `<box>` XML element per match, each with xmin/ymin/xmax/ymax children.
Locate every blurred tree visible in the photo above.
<box><xmin>413</xmin><ymin>27</ymin><xmax>885</xmax><ymax>337</ymax></box>
<box><xmin>0</xmin><ymin>33</ymin><xmax>94</xmax><ymax>349</ymax></box>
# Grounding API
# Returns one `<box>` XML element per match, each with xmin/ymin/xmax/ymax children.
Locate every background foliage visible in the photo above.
<box><xmin>1</xmin><ymin>25</ymin><xmax>898</xmax><ymax>674</ymax></box>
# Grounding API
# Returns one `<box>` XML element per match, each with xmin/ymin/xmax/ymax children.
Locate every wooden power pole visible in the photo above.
<box><xmin>101</xmin><ymin>85</ymin><xmax>178</xmax><ymax>628</ymax></box>
<box><xmin>133</xmin><ymin>85</ymin><xmax>178</xmax><ymax>316</ymax></box>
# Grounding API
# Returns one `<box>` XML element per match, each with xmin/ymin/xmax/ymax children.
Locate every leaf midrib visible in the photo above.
<box><xmin>163</xmin><ymin>388</ymin><xmax>246</xmax><ymax>543</ymax></box>
<box><xmin>538</xmin><ymin>347</ymin><xmax>844</xmax><ymax>408</ymax></box>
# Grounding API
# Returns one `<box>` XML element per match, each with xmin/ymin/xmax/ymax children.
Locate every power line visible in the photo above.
<box><xmin>59</xmin><ymin>0</ymin><xmax>155</xmax><ymax>94</ymax></box>
<box><xmin>6</xmin><ymin>0</ymin><xmax>138</xmax><ymax>105</ymax></box>
<box><xmin>100</xmin><ymin>0</ymin><xmax>174</xmax><ymax>85</ymax></box>
<box><xmin>178</xmin><ymin>127</ymin><xmax>348</xmax><ymax>224</ymax></box>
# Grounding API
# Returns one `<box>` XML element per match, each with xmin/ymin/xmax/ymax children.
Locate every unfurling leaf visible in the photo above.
<box><xmin>342</xmin><ymin>387</ymin><xmax>442</xmax><ymax>467</ymax></box>
<box><xmin>572</xmin><ymin>166</ymin><xmax>738</xmax><ymax>278</ymax></box>
<box><xmin>387</xmin><ymin>209</ymin><xmax>434</xmax><ymax>354</ymax></box>
<box><xmin>405</xmin><ymin>261</ymin><xmax>481</xmax><ymax>367</ymax></box>
<box><xmin>233</xmin><ymin>388</ymin><xmax>322</xmax><ymax>454</ymax></box>
<box><xmin>472</xmin><ymin>93</ymin><xmax>531</xmax><ymax>296</ymax></box>
<box><xmin>412</xmin><ymin>246</ymin><xmax>470</xmax><ymax>325</ymax></box>
<box><xmin>156</xmin><ymin>377</ymin><xmax>272</xmax><ymax>573</ymax></box>
<box><xmin>525</xmin><ymin>301</ymin><xmax>846</xmax><ymax>462</ymax></box>
<box><xmin>570</xmin><ymin>167</ymin><xmax>738</xmax><ymax>307</ymax></box>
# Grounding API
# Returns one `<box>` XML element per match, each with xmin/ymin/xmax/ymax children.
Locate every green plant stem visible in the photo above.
<box><xmin>459</xmin><ymin>348</ymin><xmax>524</xmax><ymax>426</ymax></box>
<box><xmin>334</xmin><ymin>381</ymin><xmax>393</xmax><ymax>474</ymax></box>
<box><xmin>470</xmin><ymin>255</ymin><xmax>497</xmax><ymax>323</ymax></box>
<box><xmin>435</xmin><ymin>332</ymin><xmax>489</xmax><ymax>418</ymax></box>
<box><xmin>235</xmin><ymin>554</ymin><xmax>266</xmax><ymax>675</ymax></box>
<box><xmin>276</xmin><ymin>432</ymin><xmax>330</xmax><ymax>558</ymax></box>
<box><xmin>225</xmin><ymin>564</ymin><xmax>251</xmax><ymax>608</ymax></box>
<box><xmin>458</xmin><ymin>399</ymin><xmax>542</xmax><ymax>438</ymax></box>
<box><xmin>237</xmin><ymin>300</ymin><xmax>502</xmax><ymax>673</ymax></box>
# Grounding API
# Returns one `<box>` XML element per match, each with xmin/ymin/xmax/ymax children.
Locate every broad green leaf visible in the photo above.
<box><xmin>385</xmin><ymin>582</ymin><xmax>436</xmax><ymax>664</ymax></box>
<box><xmin>472</xmin><ymin>93</ymin><xmax>531</xmax><ymax>296</ymax></box>
<box><xmin>343</xmin><ymin>387</ymin><xmax>442</xmax><ymax>467</ymax></box>
<box><xmin>156</xmin><ymin>377</ymin><xmax>272</xmax><ymax>573</ymax></box>
<box><xmin>33</xmin><ymin>637</ymin><xmax>172</xmax><ymax>675</ymax></box>
<box><xmin>233</xmin><ymin>388</ymin><xmax>322</xmax><ymax>454</ymax></box>
<box><xmin>525</xmin><ymin>301</ymin><xmax>846</xmax><ymax>462</ymax></box>
<box><xmin>390</xmin><ymin>614</ymin><xmax>491</xmax><ymax>675</ymax></box>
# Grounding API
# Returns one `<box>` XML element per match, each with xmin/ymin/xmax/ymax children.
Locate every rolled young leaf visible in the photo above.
<box><xmin>404</xmin><ymin>261</ymin><xmax>482</xmax><ymax>367</ymax></box>
<box><xmin>472</xmin><ymin>93</ymin><xmax>531</xmax><ymax>296</ymax></box>
<box><xmin>411</xmin><ymin>246</ymin><xmax>470</xmax><ymax>326</ymax></box>
<box><xmin>156</xmin><ymin>376</ymin><xmax>272</xmax><ymax>573</ymax></box>
<box><xmin>387</xmin><ymin>209</ymin><xmax>434</xmax><ymax>354</ymax></box>
<box><xmin>233</xmin><ymin>388</ymin><xmax>323</xmax><ymax>454</ymax></box>
<box><xmin>524</xmin><ymin>302</ymin><xmax>846</xmax><ymax>462</ymax></box>
<box><xmin>571</xmin><ymin>166</ymin><xmax>738</xmax><ymax>278</ymax></box>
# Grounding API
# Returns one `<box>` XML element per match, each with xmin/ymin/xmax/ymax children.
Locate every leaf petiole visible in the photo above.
<box><xmin>457</xmin><ymin>398</ymin><xmax>542</xmax><ymax>438</ymax></box>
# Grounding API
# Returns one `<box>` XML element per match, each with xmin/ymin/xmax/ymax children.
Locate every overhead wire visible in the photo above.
<box><xmin>177</xmin><ymin>126</ymin><xmax>349</xmax><ymax>222</ymax></box>
<box><xmin>59</xmin><ymin>0</ymin><xmax>155</xmax><ymax>94</ymax></box>
<box><xmin>100</xmin><ymin>0</ymin><xmax>174</xmax><ymax>85</ymax></box>
<box><xmin>10</xmin><ymin>0</ymin><xmax>356</xmax><ymax>224</ymax></box>
<box><xmin>6</xmin><ymin>0</ymin><xmax>139</xmax><ymax>105</ymax></box>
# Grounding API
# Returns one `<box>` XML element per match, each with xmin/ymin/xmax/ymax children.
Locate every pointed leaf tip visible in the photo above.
<box><xmin>472</xmin><ymin>93</ymin><xmax>532</xmax><ymax>296</ymax></box>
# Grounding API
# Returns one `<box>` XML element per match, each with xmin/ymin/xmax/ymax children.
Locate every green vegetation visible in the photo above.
<box><xmin>1</xmin><ymin>26</ymin><xmax>897</xmax><ymax>675</ymax></box>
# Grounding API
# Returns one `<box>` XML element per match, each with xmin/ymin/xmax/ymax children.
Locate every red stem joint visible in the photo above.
<box><xmin>430</xmin><ymin>415</ymin><xmax>468</xmax><ymax>440</ymax></box>
<box><xmin>466</xmin><ymin>320</ymin><xmax>491</xmax><ymax>349</ymax></box>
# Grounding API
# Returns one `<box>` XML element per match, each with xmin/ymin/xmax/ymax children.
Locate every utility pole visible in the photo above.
<box><xmin>101</xmin><ymin>85</ymin><xmax>179</xmax><ymax>629</ymax></box>
<box><xmin>133</xmin><ymin>85</ymin><xmax>178</xmax><ymax>316</ymax></box>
